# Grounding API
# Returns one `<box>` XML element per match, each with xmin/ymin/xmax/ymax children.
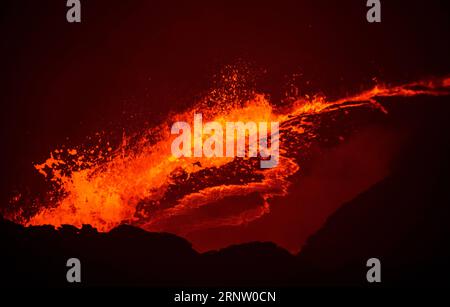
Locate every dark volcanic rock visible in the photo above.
<box><xmin>1</xmin><ymin>97</ymin><xmax>450</xmax><ymax>287</ymax></box>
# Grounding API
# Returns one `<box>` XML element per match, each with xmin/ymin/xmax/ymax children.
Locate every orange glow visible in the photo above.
<box><xmin>10</xmin><ymin>75</ymin><xmax>450</xmax><ymax>233</ymax></box>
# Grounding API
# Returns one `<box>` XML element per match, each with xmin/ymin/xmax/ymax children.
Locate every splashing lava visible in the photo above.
<box><xmin>7</xmin><ymin>75</ymin><xmax>450</xmax><ymax>234</ymax></box>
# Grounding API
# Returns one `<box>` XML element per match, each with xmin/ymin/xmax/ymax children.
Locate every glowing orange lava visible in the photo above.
<box><xmin>9</xmin><ymin>75</ymin><xmax>450</xmax><ymax>234</ymax></box>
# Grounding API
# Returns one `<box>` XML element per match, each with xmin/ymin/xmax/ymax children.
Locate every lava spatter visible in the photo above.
<box><xmin>8</xmin><ymin>75</ymin><xmax>450</xmax><ymax>234</ymax></box>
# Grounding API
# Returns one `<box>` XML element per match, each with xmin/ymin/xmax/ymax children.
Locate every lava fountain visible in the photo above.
<box><xmin>7</xmin><ymin>75</ymin><xmax>450</xmax><ymax>235</ymax></box>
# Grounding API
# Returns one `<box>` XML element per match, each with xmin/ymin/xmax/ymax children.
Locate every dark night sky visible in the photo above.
<box><xmin>1</xmin><ymin>0</ymin><xmax>449</xmax><ymax>252</ymax></box>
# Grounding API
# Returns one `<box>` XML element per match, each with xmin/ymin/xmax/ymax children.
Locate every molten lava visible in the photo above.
<box><xmin>7</xmin><ymin>75</ymin><xmax>450</xmax><ymax>237</ymax></box>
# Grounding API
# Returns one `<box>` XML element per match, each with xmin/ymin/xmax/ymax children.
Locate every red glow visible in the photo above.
<box><xmin>8</xmin><ymin>74</ymin><xmax>450</xmax><ymax>252</ymax></box>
